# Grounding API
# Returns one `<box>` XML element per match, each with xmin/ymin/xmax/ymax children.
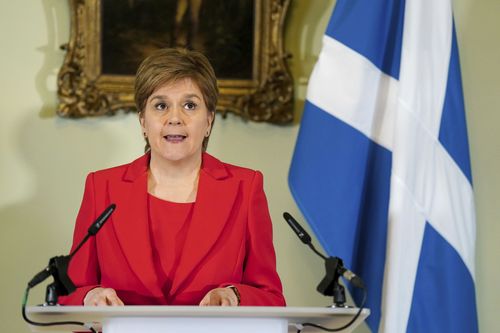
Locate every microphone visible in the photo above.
<box><xmin>282</xmin><ymin>212</ymin><xmax>365</xmax><ymax>290</ymax></box>
<box><xmin>23</xmin><ymin>204</ymin><xmax>116</xmax><ymax>333</ymax></box>
<box><xmin>87</xmin><ymin>204</ymin><xmax>116</xmax><ymax>235</ymax></box>
<box><xmin>28</xmin><ymin>204</ymin><xmax>117</xmax><ymax>289</ymax></box>
<box><xmin>283</xmin><ymin>212</ymin><xmax>311</xmax><ymax>244</ymax></box>
<box><xmin>69</xmin><ymin>204</ymin><xmax>116</xmax><ymax>259</ymax></box>
<box><xmin>283</xmin><ymin>212</ymin><xmax>326</xmax><ymax>260</ymax></box>
<box><xmin>282</xmin><ymin>212</ymin><xmax>368</xmax><ymax>330</ymax></box>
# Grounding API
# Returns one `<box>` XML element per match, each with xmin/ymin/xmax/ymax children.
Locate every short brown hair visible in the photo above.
<box><xmin>134</xmin><ymin>48</ymin><xmax>218</xmax><ymax>151</ymax></box>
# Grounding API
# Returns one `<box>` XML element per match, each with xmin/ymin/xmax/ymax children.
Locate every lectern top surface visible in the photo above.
<box><xmin>28</xmin><ymin>305</ymin><xmax>368</xmax><ymax>319</ymax></box>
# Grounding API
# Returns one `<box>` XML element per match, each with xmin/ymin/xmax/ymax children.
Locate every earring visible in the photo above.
<box><xmin>143</xmin><ymin>132</ymin><xmax>147</xmax><ymax>138</ymax></box>
<box><xmin>205</xmin><ymin>130</ymin><xmax>210</xmax><ymax>137</ymax></box>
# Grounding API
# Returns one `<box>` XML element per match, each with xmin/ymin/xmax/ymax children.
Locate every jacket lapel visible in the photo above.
<box><xmin>108</xmin><ymin>154</ymin><xmax>164</xmax><ymax>298</ymax></box>
<box><xmin>170</xmin><ymin>153</ymin><xmax>241</xmax><ymax>295</ymax></box>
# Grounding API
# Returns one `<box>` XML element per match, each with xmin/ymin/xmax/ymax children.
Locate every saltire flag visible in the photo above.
<box><xmin>288</xmin><ymin>0</ymin><xmax>478</xmax><ymax>332</ymax></box>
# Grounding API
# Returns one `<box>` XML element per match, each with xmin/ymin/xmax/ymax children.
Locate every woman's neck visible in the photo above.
<box><xmin>147</xmin><ymin>153</ymin><xmax>202</xmax><ymax>203</ymax></box>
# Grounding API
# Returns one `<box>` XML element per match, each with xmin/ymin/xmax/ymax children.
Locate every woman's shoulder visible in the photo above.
<box><xmin>89</xmin><ymin>154</ymin><xmax>149</xmax><ymax>181</ymax></box>
<box><xmin>203</xmin><ymin>153</ymin><xmax>262</xmax><ymax>181</ymax></box>
<box><xmin>91</xmin><ymin>163</ymin><xmax>129</xmax><ymax>177</ymax></box>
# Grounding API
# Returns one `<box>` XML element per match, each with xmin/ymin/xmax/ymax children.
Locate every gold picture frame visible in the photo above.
<box><xmin>57</xmin><ymin>0</ymin><xmax>293</xmax><ymax>123</ymax></box>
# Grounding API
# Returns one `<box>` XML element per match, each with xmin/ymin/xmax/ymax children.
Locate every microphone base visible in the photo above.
<box><xmin>317</xmin><ymin>256</ymin><xmax>347</xmax><ymax>307</ymax></box>
<box><xmin>45</xmin><ymin>283</ymin><xmax>58</xmax><ymax>306</ymax></box>
<box><xmin>327</xmin><ymin>304</ymin><xmax>355</xmax><ymax>308</ymax></box>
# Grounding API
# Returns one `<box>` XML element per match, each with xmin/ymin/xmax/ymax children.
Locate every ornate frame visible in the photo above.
<box><xmin>57</xmin><ymin>0</ymin><xmax>293</xmax><ymax>123</ymax></box>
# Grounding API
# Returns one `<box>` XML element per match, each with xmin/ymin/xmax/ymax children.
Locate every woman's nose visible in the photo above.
<box><xmin>168</xmin><ymin>117</ymin><xmax>182</xmax><ymax>125</ymax></box>
<box><xmin>166</xmin><ymin>106</ymin><xmax>183</xmax><ymax>125</ymax></box>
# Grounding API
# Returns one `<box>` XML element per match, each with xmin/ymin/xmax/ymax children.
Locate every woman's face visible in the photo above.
<box><xmin>140</xmin><ymin>78</ymin><xmax>214</xmax><ymax>164</ymax></box>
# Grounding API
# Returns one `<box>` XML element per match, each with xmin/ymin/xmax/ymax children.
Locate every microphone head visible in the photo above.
<box><xmin>106</xmin><ymin>203</ymin><xmax>116</xmax><ymax>214</ymax></box>
<box><xmin>88</xmin><ymin>204</ymin><xmax>116</xmax><ymax>235</ymax></box>
<box><xmin>283</xmin><ymin>212</ymin><xmax>312</xmax><ymax>244</ymax></box>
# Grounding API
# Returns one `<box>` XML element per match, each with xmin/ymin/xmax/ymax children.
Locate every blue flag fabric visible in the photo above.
<box><xmin>288</xmin><ymin>0</ymin><xmax>478</xmax><ymax>332</ymax></box>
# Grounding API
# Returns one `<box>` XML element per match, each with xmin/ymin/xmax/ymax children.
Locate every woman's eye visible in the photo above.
<box><xmin>184</xmin><ymin>101</ymin><xmax>197</xmax><ymax>110</ymax></box>
<box><xmin>154</xmin><ymin>102</ymin><xmax>167</xmax><ymax>110</ymax></box>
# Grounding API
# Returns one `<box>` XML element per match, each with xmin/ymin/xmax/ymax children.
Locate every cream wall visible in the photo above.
<box><xmin>0</xmin><ymin>1</ymin><xmax>497</xmax><ymax>332</ymax></box>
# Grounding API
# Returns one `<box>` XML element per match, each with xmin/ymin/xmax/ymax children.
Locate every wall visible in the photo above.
<box><xmin>453</xmin><ymin>0</ymin><xmax>500</xmax><ymax>331</ymax></box>
<box><xmin>0</xmin><ymin>1</ymin><xmax>498</xmax><ymax>332</ymax></box>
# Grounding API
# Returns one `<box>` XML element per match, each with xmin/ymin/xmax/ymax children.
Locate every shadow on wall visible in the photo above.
<box><xmin>35</xmin><ymin>0</ymin><xmax>69</xmax><ymax>119</ymax></box>
<box><xmin>0</xmin><ymin>111</ymin><xmax>116</xmax><ymax>332</ymax></box>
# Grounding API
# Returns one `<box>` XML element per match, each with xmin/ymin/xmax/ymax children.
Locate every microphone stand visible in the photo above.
<box><xmin>22</xmin><ymin>204</ymin><xmax>116</xmax><ymax>333</ymax></box>
<box><xmin>303</xmin><ymin>239</ymin><xmax>349</xmax><ymax>307</ymax></box>
<box><xmin>317</xmin><ymin>256</ymin><xmax>347</xmax><ymax>307</ymax></box>
<box><xmin>43</xmin><ymin>255</ymin><xmax>75</xmax><ymax>306</ymax></box>
<box><xmin>283</xmin><ymin>212</ymin><xmax>364</xmax><ymax>307</ymax></box>
<box><xmin>283</xmin><ymin>212</ymin><xmax>367</xmax><ymax>332</ymax></box>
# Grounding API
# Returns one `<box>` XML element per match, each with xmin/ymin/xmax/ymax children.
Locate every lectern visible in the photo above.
<box><xmin>27</xmin><ymin>306</ymin><xmax>369</xmax><ymax>333</ymax></box>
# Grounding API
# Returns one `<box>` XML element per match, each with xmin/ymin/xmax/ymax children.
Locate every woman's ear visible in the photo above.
<box><xmin>207</xmin><ymin>111</ymin><xmax>215</xmax><ymax>132</ymax></box>
<box><xmin>139</xmin><ymin>112</ymin><xmax>146</xmax><ymax>131</ymax></box>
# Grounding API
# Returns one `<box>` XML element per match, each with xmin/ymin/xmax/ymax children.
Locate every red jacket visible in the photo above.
<box><xmin>58</xmin><ymin>153</ymin><xmax>285</xmax><ymax>306</ymax></box>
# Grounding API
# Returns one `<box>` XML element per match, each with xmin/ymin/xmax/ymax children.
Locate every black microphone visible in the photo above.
<box><xmin>69</xmin><ymin>203</ymin><xmax>116</xmax><ymax>259</ymax></box>
<box><xmin>282</xmin><ymin>214</ymin><xmax>367</xmax><ymax>329</ymax></box>
<box><xmin>283</xmin><ymin>212</ymin><xmax>311</xmax><ymax>244</ymax></box>
<box><xmin>23</xmin><ymin>204</ymin><xmax>117</xmax><ymax>333</ymax></box>
<box><xmin>282</xmin><ymin>212</ymin><xmax>365</xmax><ymax>289</ymax></box>
<box><xmin>28</xmin><ymin>204</ymin><xmax>117</xmax><ymax>289</ymax></box>
<box><xmin>283</xmin><ymin>212</ymin><xmax>326</xmax><ymax>260</ymax></box>
<box><xmin>87</xmin><ymin>204</ymin><xmax>116</xmax><ymax>235</ymax></box>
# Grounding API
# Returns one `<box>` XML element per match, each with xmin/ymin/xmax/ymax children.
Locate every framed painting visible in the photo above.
<box><xmin>57</xmin><ymin>0</ymin><xmax>293</xmax><ymax>123</ymax></box>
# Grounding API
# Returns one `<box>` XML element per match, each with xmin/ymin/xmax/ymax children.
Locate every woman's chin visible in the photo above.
<box><xmin>153</xmin><ymin>150</ymin><xmax>200</xmax><ymax>165</ymax></box>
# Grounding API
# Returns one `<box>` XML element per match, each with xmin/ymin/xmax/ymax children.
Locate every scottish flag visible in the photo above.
<box><xmin>288</xmin><ymin>0</ymin><xmax>478</xmax><ymax>332</ymax></box>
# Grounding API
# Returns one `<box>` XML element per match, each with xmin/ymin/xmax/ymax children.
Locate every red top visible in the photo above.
<box><xmin>147</xmin><ymin>194</ymin><xmax>194</xmax><ymax>300</ymax></box>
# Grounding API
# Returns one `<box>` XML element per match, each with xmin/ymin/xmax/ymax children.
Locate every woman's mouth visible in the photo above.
<box><xmin>164</xmin><ymin>135</ymin><xmax>187</xmax><ymax>143</ymax></box>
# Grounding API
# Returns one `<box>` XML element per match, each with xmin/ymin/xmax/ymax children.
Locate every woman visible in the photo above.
<box><xmin>58</xmin><ymin>48</ymin><xmax>285</xmax><ymax>307</ymax></box>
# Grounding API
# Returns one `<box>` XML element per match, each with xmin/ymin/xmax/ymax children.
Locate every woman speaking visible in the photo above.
<box><xmin>58</xmin><ymin>48</ymin><xmax>285</xmax><ymax>307</ymax></box>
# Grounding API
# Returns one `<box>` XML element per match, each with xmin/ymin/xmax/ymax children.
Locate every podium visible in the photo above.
<box><xmin>26</xmin><ymin>306</ymin><xmax>369</xmax><ymax>333</ymax></box>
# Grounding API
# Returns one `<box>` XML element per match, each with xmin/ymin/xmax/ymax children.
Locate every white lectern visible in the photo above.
<box><xmin>27</xmin><ymin>306</ymin><xmax>369</xmax><ymax>333</ymax></box>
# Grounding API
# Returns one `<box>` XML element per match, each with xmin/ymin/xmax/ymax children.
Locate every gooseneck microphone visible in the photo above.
<box><xmin>27</xmin><ymin>204</ymin><xmax>116</xmax><ymax>290</ymax></box>
<box><xmin>69</xmin><ymin>203</ymin><xmax>116</xmax><ymax>259</ymax></box>
<box><xmin>283</xmin><ymin>212</ymin><xmax>364</xmax><ymax>289</ymax></box>
<box><xmin>283</xmin><ymin>212</ymin><xmax>312</xmax><ymax>244</ymax></box>
<box><xmin>283</xmin><ymin>212</ymin><xmax>367</xmax><ymax>332</ymax></box>
<box><xmin>23</xmin><ymin>204</ymin><xmax>117</xmax><ymax>333</ymax></box>
<box><xmin>87</xmin><ymin>204</ymin><xmax>116</xmax><ymax>235</ymax></box>
<box><xmin>283</xmin><ymin>212</ymin><xmax>326</xmax><ymax>260</ymax></box>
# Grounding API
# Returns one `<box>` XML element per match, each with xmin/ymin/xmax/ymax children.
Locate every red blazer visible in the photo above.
<box><xmin>58</xmin><ymin>153</ymin><xmax>285</xmax><ymax>306</ymax></box>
